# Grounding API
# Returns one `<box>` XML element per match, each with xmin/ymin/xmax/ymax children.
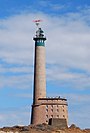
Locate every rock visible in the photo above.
<box><xmin>0</xmin><ymin>124</ymin><xmax>89</xmax><ymax>133</ymax></box>
<box><xmin>69</xmin><ymin>124</ymin><xmax>80</xmax><ymax>129</ymax></box>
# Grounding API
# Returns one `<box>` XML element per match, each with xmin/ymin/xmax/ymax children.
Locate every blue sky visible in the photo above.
<box><xmin>0</xmin><ymin>0</ymin><xmax>90</xmax><ymax>128</ymax></box>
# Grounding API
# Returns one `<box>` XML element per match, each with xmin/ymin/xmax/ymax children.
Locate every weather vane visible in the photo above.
<box><xmin>33</xmin><ymin>19</ymin><xmax>42</xmax><ymax>29</ymax></box>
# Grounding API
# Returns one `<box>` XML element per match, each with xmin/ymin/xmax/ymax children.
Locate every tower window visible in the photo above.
<box><xmin>51</xmin><ymin>115</ymin><xmax>53</xmax><ymax>118</ymax></box>
<box><xmin>51</xmin><ymin>105</ymin><xmax>53</xmax><ymax>108</ymax></box>
<box><xmin>63</xmin><ymin>115</ymin><xmax>65</xmax><ymax>118</ymax></box>
<box><xmin>46</xmin><ymin>109</ymin><xmax>48</xmax><ymax>112</ymax></box>
<box><xmin>46</xmin><ymin>105</ymin><xmax>48</xmax><ymax>108</ymax></box>
<box><xmin>57</xmin><ymin>115</ymin><xmax>59</xmax><ymax>118</ymax></box>
<box><xmin>46</xmin><ymin>120</ymin><xmax>48</xmax><ymax>123</ymax></box>
<box><xmin>46</xmin><ymin>115</ymin><xmax>48</xmax><ymax>118</ymax></box>
<box><xmin>51</xmin><ymin>109</ymin><xmax>53</xmax><ymax>112</ymax></box>
<box><xmin>57</xmin><ymin>109</ymin><xmax>59</xmax><ymax>112</ymax></box>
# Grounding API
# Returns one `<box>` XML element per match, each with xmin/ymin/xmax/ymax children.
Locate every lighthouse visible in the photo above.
<box><xmin>33</xmin><ymin>27</ymin><xmax>46</xmax><ymax>104</ymax></box>
<box><xmin>31</xmin><ymin>21</ymin><xmax>68</xmax><ymax>126</ymax></box>
<box><xmin>31</xmin><ymin>21</ymin><xmax>47</xmax><ymax>124</ymax></box>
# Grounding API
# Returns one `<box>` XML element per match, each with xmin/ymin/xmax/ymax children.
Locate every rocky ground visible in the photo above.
<box><xmin>0</xmin><ymin>124</ymin><xmax>90</xmax><ymax>133</ymax></box>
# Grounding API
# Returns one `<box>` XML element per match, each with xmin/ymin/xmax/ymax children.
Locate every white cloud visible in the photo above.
<box><xmin>38</xmin><ymin>0</ymin><xmax>69</xmax><ymax>12</ymax></box>
<box><xmin>0</xmin><ymin>106</ymin><xmax>30</xmax><ymax>127</ymax></box>
<box><xmin>69</xmin><ymin>105</ymin><xmax>90</xmax><ymax>128</ymax></box>
<box><xmin>15</xmin><ymin>93</ymin><xmax>32</xmax><ymax>98</ymax></box>
<box><xmin>0</xmin><ymin>75</ymin><xmax>33</xmax><ymax>90</ymax></box>
<box><xmin>0</xmin><ymin>11</ymin><xmax>90</xmax><ymax>71</ymax></box>
<box><xmin>46</xmin><ymin>65</ymin><xmax>90</xmax><ymax>90</ymax></box>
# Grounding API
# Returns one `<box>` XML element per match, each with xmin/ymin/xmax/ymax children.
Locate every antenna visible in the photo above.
<box><xmin>33</xmin><ymin>19</ymin><xmax>42</xmax><ymax>29</ymax></box>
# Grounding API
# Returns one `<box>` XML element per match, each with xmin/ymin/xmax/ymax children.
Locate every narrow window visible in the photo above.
<box><xmin>46</xmin><ymin>109</ymin><xmax>48</xmax><ymax>112</ymax></box>
<box><xmin>51</xmin><ymin>109</ymin><xmax>53</xmax><ymax>112</ymax></box>
<box><xmin>46</xmin><ymin>115</ymin><xmax>48</xmax><ymax>118</ymax></box>
<box><xmin>51</xmin><ymin>115</ymin><xmax>53</xmax><ymax>118</ymax></box>
<box><xmin>46</xmin><ymin>120</ymin><xmax>48</xmax><ymax>123</ymax></box>
<box><xmin>63</xmin><ymin>115</ymin><xmax>65</xmax><ymax>118</ymax></box>
<box><xmin>57</xmin><ymin>109</ymin><xmax>59</xmax><ymax>112</ymax></box>
<box><xmin>51</xmin><ymin>105</ymin><xmax>53</xmax><ymax>108</ymax></box>
<box><xmin>57</xmin><ymin>115</ymin><xmax>59</xmax><ymax>118</ymax></box>
<box><xmin>46</xmin><ymin>105</ymin><xmax>48</xmax><ymax>108</ymax></box>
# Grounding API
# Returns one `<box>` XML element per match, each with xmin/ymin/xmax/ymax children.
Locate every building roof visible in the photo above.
<box><xmin>38</xmin><ymin>97</ymin><xmax>67</xmax><ymax>101</ymax></box>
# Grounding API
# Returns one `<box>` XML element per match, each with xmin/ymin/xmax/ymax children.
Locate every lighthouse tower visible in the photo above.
<box><xmin>31</xmin><ymin>21</ymin><xmax>47</xmax><ymax>124</ymax></box>
<box><xmin>33</xmin><ymin>26</ymin><xmax>46</xmax><ymax>104</ymax></box>
<box><xmin>31</xmin><ymin>21</ymin><xmax>68</xmax><ymax>126</ymax></box>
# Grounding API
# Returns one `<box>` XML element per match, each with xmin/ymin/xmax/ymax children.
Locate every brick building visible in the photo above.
<box><xmin>31</xmin><ymin>23</ymin><xmax>68</xmax><ymax>125</ymax></box>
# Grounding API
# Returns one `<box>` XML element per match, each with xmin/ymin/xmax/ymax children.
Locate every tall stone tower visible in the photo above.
<box><xmin>31</xmin><ymin>21</ymin><xmax>68</xmax><ymax>126</ymax></box>
<box><xmin>33</xmin><ymin>27</ymin><xmax>46</xmax><ymax>103</ymax></box>
<box><xmin>31</xmin><ymin>22</ymin><xmax>47</xmax><ymax>124</ymax></box>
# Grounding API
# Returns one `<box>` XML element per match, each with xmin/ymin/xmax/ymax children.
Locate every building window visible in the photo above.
<box><xmin>46</xmin><ymin>109</ymin><xmax>48</xmax><ymax>112</ymax></box>
<box><xmin>62</xmin><ymin>105</ymin><xmax>64</xmax><ymax>108</ymax></box>
<box><xmin>46</xmin><ymin>105</ymin><xmax>48</xmax><ymax>108</ymax></box>
<box><xmin>57</xmin><ymin>115</ymin><xmax>59</xmax><ymax>118</ymax></box>
<box><xmin>46</xmin><ymin>115</ymin><xmax>48</xmax><ymax>118</ymax></box>
<box><xmin>51</xmin><ymin>105</ymin><xmax>53</xmax><ymax>108</ymax></box>
<box><xmin>63</xmin><ymin>109</ymin><xmax>64</xmax><ymax>112</ymax></box>
<box><xmin>51</xmin><ymin>109</ymin><xmax>53</xmax><ymax>112</ymax></box>
<box><xmin>57</xmin><ymin>109</ymin><xmax>59</xmax><ymax>112</ymax></box>
<box><xmin>51</xmin><ymin>115</ymin><xmax>53</xmax><ymax>118</ymax></box>
<box><xmin>57</xmin><ymin>105</ymin><xmax>58</xmax><ymax>107</ymax></box>
<box><xmin>63</xmin><ymin>115</ymin><xmax>65</xmax><ymax>118</ymax></box>
<box><xmin>46</xmin><ymin>120</ymin><xmax>48</xmax><ymax>123</ymax></box>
